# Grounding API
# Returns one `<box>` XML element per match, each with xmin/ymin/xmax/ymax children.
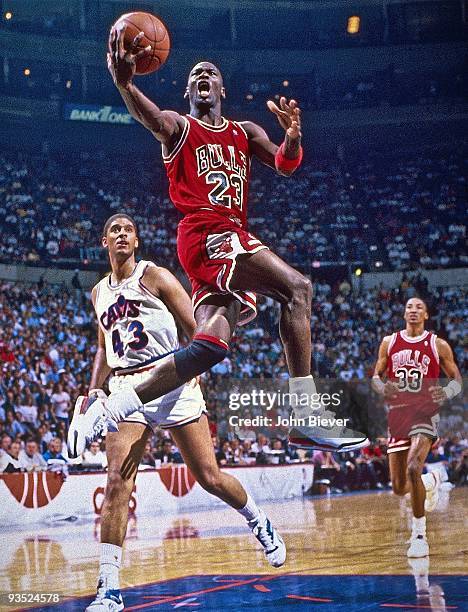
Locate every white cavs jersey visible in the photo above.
<box><xmin>93</xmin><ymin>260</ymin><xmax>206</xmax><ymax>429</ymax></box>
<box><xmin>94</xmin><ymin>260</ymin><xmax>178</xmax><ymax>371</ymax></box>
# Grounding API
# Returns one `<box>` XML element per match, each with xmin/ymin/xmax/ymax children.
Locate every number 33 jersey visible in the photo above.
<box><xmin>94</xmin><ymin>260</ymin><xmax>179</xmax><ymax>371</ymax></box>
<box><xmin>386</xmin><ymin>329</ymin><xmax>440</xmax><ymax>438</ymax></box>
<box><xmin>163</xmin><ymin>115</ymin><xmax>251</xmax><ymax>229</ymax></box>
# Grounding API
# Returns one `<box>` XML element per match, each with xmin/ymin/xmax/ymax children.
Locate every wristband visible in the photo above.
<box><xmin>443</xmin><ymin>380</ymin><xmax>462</xmax><ymax>400</ymax></box>
<box><xmin>372</xmin><ymin>375</ymin><xmax>385</xmax><ymax>395</ymax></box>
<box><xmin>275</xmin><ymin>142</ymin><xmax>303</xmax><ymax>173</ymax></box>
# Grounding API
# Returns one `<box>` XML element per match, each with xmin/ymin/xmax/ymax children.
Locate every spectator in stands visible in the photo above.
<box><xmin>140</xmin><ymin>441</ymin><xmax>156</xmax><ymax>467</ymax></box>
<box><xmin>153</xmin><ymin>440</ymin><xmax>183</xmax><ymax>465</ymax></box>
<box><xmin>82</xmin><ymin>441</ymin><xmax>107</xmax><ymax>470</ymax></box>
<box><xmin>18</xmin><ymin>438</ymin><xmax>47</xmax><ymax>471</ymax></box>
<box><xmin>216</xmin><ymin>440</ymin><xmax>232</xmax><ymax>466</ymax></box>
<box><xmin>50</xmin><ymin>383</ymin><xmax>71</xmax><ymax>427</ymax></box>
<box><xmin>43</xmin><ymin>437</ymin><xmax>67</xmax><ymax>463</ymax></box>
<box><xmin>0</xmin><ymin>440</ymin><xmax>21</xmax><ymax>472</ymax></box>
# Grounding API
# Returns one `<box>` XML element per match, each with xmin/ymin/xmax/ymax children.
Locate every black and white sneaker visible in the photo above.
<box><xmin>249</xmin><ymin>510</ymin><xmax>286</xmax><ymax>568</ymax></box>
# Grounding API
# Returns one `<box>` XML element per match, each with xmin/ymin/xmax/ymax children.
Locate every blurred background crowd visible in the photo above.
<box><xmin>0</xmin><ymin>144</ymin><xmax>465</xmax><ymax>272</ymax></box>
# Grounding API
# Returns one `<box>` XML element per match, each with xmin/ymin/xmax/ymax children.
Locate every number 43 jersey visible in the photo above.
<box><xmin>386</xmin><ymin>329</ymin><xmax>440</xmax><ymax>438</ymax></box>
<box><xmin>163</xmin><ymin>115</ymin><xmax>251</xmax><ymax>229</ymax></box>
<box><xmin>94</xmin><ymin>260</ymin><xmax>179</xmax><ymax>371</ymax></box>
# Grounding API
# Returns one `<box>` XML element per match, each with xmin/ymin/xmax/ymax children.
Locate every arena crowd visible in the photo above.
<box><xmin>0</xmin><ymin>275</ymin><xmax>465</xmax><ymax>492</ymax></box>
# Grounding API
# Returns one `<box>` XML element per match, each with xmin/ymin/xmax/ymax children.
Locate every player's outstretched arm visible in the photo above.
<box><xmin>107</xmin><ymin>26</ymin><xmax>183</xmax><ymax>146</ymax></box>
<box><xmin>241</xmin><ymin>97</ymin><xmax>302</xmax><ymax>177</ymax></box>
<box><xmin>89</xmin><ymin>286</ymin><xmax>112</xmax><ymax>393</ymax></box>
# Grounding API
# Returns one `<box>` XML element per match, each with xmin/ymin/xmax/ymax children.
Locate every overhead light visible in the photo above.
<box><xmin>347</xmin><ymin>15</ymin><xmax>360</xmax><ymax>35</ymax></box>
<box><xmin>354</xmin><ymin>268</ymin><xmax>362</xmax><ymax>276</ymax></box>
<box><xmin>312</xmin><ymin>261</ymin><xmax>321</xmax><ymax>268</ymax></box>
<box><xmin>246</xmin><ymin>94</ymin><xmax>253</xmax><ymax>100</ymax></box>
<box><xmin>24</xmin><ymin>68</ymin><xmax>31</xmax><ymax>76</ymax></box>
<box><xmin>282</xmin><ymin>80</ymin><xmax>289</xmax><ymax>87</ymax></box>
<box><xmin>375</xmin><ymin>261</ymin><xmax>383</xmax><ymax>268</ymax></box>
<box><xmin>5</xmin><ymin>11</ymin><xmax>12</xmax><ymax>20</ymax></box>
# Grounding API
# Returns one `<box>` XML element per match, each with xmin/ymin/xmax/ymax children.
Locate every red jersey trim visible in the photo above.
<box><xmin>162</xmin><ymin>117</ymin><xmax>190</xmax><ymax>164</ymax></box>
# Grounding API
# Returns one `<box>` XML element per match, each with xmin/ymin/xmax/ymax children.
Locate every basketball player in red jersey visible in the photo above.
<box><xmin>69</xmin><ymin>28</ymin><xmax>369</xmax><ymax>455</ymax></box>
<box><xmin>372</xmin><ymin>297</ymin><xmax>462</xmax><ymax>558</ymax></box>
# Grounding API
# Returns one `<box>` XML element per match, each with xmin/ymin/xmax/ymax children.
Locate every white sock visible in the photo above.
<box><xmin>99</xmin><ymin>543</ymin><xmax>122</xmax><ymax>590</ymax></box>
<box><xmin>421</xmin><ymin>472</ymin><xmax>436</xmax><ymax>491</ymax></box>
<box><xmin>415</xmin><ymin>572</ymin><xmax>430</xmax><ymax>593</ymax></box>
<box><xmin>289</xmin><ymin>375</ymin><xmax>319</xmax><ymax>419</ymax></box>
<box><xmin>237</xmin><ymin>493</ymin><xmax>261</xmax><ymax>523</ymax></box>
<box><xmin>106</xmin><ymin>385</ymin><xmax>143</xmax><ymax>421</ymax></box>
<box><xmin>412</xmin><ymin>516</ymin><xmax>426</xmax><ymax>537</ymax></box>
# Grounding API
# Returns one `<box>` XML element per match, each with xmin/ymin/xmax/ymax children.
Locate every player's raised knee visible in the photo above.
<box><xmin>174</xmin><ymin>333</ymin><xmax>228</xmax><ymax>380</ymax></box>
<box><xmin>290</xmin><ymin>273</ymin><xmax>312</xmax><ymax>305</ymax></box>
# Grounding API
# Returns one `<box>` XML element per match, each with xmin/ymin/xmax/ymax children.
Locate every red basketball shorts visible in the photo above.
<box><xmin>387</xmin><ymin>403</ymin><xmax>440</xmax><ymax>453</ymax></box>
<box><xmin>177</xmin><ymin>212</ymin><xmax>268</xmax><ymax>325</ymax></box>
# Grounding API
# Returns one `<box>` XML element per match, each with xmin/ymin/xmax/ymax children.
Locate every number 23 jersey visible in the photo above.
<box><xmin>163</xmin><ymin>115</ymin><xmax>251</xmax><ymax>228</ymax></box>
<box><xmin>94</xmin><ymin>260</ymin><xmax>179</xmax><ymax>371</ymax></box>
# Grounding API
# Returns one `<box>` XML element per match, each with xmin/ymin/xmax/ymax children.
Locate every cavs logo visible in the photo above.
<box><xmin>157</xmin><ymin>464</ymin><xmax>196</xmax><ymax>497</ymax></box>
<box><xmin>1</xmin><ymin>472</ymin><xmax>64</xmax><ymax>508</ymax></box>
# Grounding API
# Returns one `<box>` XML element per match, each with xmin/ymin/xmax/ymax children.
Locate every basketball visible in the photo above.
<box><xmin>111</xmin><ymin>12</ymin><xmax>170</xmax><ymax>75</ymax></box>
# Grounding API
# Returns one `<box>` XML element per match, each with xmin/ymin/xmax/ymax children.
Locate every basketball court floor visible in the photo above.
<box><xmin>1</xmin><ymin>488</ymin><xmax>466</xmax><ymax>610</ymax></box>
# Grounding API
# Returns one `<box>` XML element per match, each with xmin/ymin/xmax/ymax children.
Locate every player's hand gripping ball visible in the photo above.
<box><xmin>108</xmin><ymin>11</ymin><xmax>170</xmax><ymax>83</ymax></box>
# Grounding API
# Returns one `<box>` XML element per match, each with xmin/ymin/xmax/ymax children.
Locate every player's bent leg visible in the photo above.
<box><xmin>230</xmin><ymin>250</ymin><xmax>369</xmax><ymax>452</ymax></box>
<box><xmin>169</xmin><ymin>414</ymin><xmax>286</xmax><ymax>568</ymax></box>
<box><xmin>86</xmin><ymin>422</ymin><xmax>150</xmax><ymax>612</ymax></box>
<box><xmin>68</xmin><ymin>299</ymin><xmax>240</xmax><ymax>454</ymax></box>
<box><xmin>230</xmin><ymin>249</ymin><xmax>312</xmax><ymax>376</ymax></box>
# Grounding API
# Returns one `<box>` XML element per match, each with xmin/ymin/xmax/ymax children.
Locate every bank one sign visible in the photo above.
<box><xmin>64</xmin><ymin>104</ymin><xmax>135</xmax><ymax>124</ymax></box>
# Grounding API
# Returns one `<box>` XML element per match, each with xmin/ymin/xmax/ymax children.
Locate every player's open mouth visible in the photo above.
<box><xmin>197</xmin><ymin>81</ymin><xmax>210</xmax><ymax>98</ymax></box>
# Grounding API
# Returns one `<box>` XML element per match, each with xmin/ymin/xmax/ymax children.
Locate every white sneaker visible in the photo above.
<box><xmin>249</xmin><ymin>510</ymin><xmax>286</xmax><ymax>568</ymax></box>
<box><xmin>67</xmin><ymin>395</ymin><xmax>117</xmax><ymax>459</ymax></box>
<box><xmin>424</xmin><ymin>470</ymin><xmax>441</xmax><ymax>513</ymax></box>
<box><xmin>289</xmin><ymin>409</ymin><xmax>369</xmax><ymax>451</ymax></box>
<box><xmin>407</xmin><ymin>534</ymin><xmax>429</xmax><ymax>558</ymax></box>
<box><xmin>85</xmin><ymin>577</ymin><xmax>124</xmax><ymax>611</ymax></box>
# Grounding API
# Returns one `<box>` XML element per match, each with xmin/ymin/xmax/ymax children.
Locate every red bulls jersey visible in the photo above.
<box><xmin>387</xmin><ymin>329</ymin><xmax>440</xmax><ymax>412</ymax></box>
<box><xmin>163</xmin><ymin>115</ymin><xmax>251</xmax><ymax>228</ymax></box>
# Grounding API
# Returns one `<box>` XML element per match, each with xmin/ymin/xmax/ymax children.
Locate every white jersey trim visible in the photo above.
<box><xmin>387</xmin><ymin>332</ymin><xmax>397</xmax><ymax>355</ymax></box>
<box><xmin>400</xmin><ymin>330</ymin><xmax>430</xmax><ymax>343</ymax></box>
<box><xmin>162</xmin><ymin>117</ymin><xmax>190</xmax><ymax>164</ymax></box>
<box><xmin>430</xmin><ymin>333</ymin><xmax>439</xmax><ymax>363</ymax></box>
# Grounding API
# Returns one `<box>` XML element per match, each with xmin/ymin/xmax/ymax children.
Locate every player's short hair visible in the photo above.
<box><xmin>102</xmin><ymin>213</ymin><xmax>138</xmax><ymax>238</ymax></box>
